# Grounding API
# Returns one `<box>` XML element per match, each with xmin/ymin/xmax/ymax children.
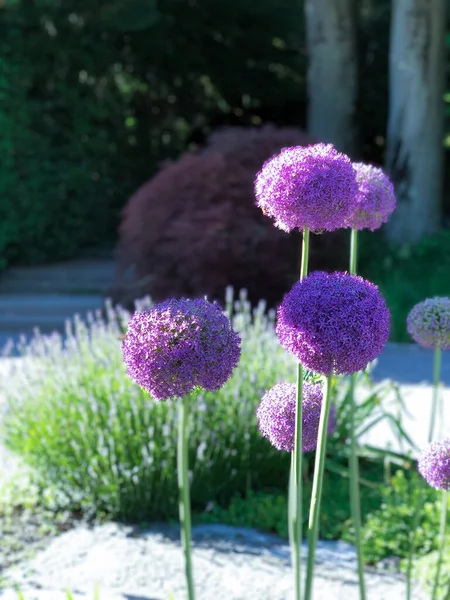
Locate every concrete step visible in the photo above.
<box><xmin>372</xmin><ymin>342</ymin><xmax>450</xmax><ymax>387</ymax></box>
<box><xmin>0</xmin><ymin>294</ymin><xmax>105</xmax><ymax>350</ymax></box>
<box><xmin>0</xmin><ymin>259</ymin><xmax>116</xmax><ymax>295</ymax></box>
<box><xmin>0</xmin><ymin>294</ymin><xmax>104</xmax><ymax>316</ymax></box>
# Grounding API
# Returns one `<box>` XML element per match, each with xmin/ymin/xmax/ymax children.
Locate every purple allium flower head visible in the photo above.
<box><xmin>256</xmin><ymin>382</ymin><xmax>335</xmax><ymax>452</ymax></box>
<box><xmin>276</xmin><ymin>271</ymin><xmax>390</xmax><ymax>375</ymax></box>
<box><xmin>407</xmin><ymin>297</ymin><xmax>450</xmax><ymax>350</ymax></box>
<box><xmin>345</xmin><ymin>163</ymin><xmax>396</xmax><ymax>231</ymax></box>
<box><xmin>254</xmin><ymin>143</ymin><xmax>359</xmax><ymax>233</ymax></box>
<box><xmin>418</xmin><ymin>439</ymin><xmax>450</xmax><ymax>490</ymax></box>
<box><xmin>123</xmin><ymin>298</ymin><xmax>241</xmax><ymax>401</ymax></box>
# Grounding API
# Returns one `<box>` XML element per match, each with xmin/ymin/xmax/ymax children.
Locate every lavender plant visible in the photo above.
<box><xmin>2</xmin><ymin>293</ymin><xmax>295</xmax><ymax>521</ymax></box>
<box><xmin>255</xmin><ymin>141</ymin><xmax>358</xmax><ymax>600</ymax></box>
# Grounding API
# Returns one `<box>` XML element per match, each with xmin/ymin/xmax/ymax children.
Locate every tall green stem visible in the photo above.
<box><xmin>350</xmin><ymin>227</ymin><xmax>358</xmax><ymax>275</ymax></box>
<box><xmin>433</xmin><ymin>490</ymin><xmax>448</xmax><ymax>600</ymax></box>
<box><xmin>178</xmin><ymin>395</ymin><xmax>195</xmax><ymax>600</ymax></box>
<box><xmin>407</xmin><ymin>346</ymin><xmax>443</xmax><ymax>598</ymax></box>
<box><xmin>429</xmin><ymin>347</ymin><xmax>442</xmax><ymax>443</ymax></box>
<box><xmin>431</xmin><ymin>348</ymin><xmax>445</xmax><ymax>600</ymax></box>
<box><xmin>300</xmin><ymin>227</ymin><xmax>310</xmax><ymax>281</ymax></box>
<box><xmin>304</xmin><ymin>374</ymin><xmax>333</xmax><ymax>600</ymax></box>
<box><xmin>348</xmin><ymin>228</ymin><xmax>366</xmax><ymax>599</ymax></box>
<box><xmin>290</xmin><ymin>227</ymin><xmax>310</xmax><ymax>600</ymax></box>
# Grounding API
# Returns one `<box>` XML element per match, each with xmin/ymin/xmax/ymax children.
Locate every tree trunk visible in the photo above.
<box><xmin>304</xmin><ymin>0</ymin><xmax>358</xmax><ymax>155</ymax></box>
<box><xmin>385</xmin><ymin>0</ymin><xmax>446</xmax><ymax>245</ymax></box>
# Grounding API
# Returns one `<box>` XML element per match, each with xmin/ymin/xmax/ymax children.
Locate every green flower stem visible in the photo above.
<box><xmin>407</xmin><ymin>346</ymin><xmax>443</xmax><ymax>599</ymax></box>
<box><xmin>292</xmin><ymin>362</ymin><xmax>304</xmax><ymax>600</ymax></box>
<box><xmin>433</xmin><ymin>490</ymin><xmax>448</xmax><ymax>600</ymax></box>
<box><xmin>350</xmin><ymin>227</ymin><xmax>358</xmax><ymax>275</ymax></box>
<box><xmin>406</xmin><ymin>481</ymin><xmax>423</xmax><ymax>600</ymax></box>
<box><xmin>290</xmin><ymin>226</ymin><xmax>310</xmax><ymax>600</ymax></box>
<box><xmin>304</xmin><ymin>374</ymin><xmax>333</xmax><ymax>600</ymax></box>
<box><xmin>429</xmin><ymin>347</ymin><xmax>442</xmax><ymax>444</ymax></box>
<box><xmin>299</xmin><ymin>226</ymin><xmax>310</xmax><ymax>281</ymax></box>
<box><xmin>349</xmin><ymin>228</ymin><xmax>366</xmax><ymax>599</ymax></box>
<box><xmin>178</xmin><ymin>394</ymin><xmax>195</xmax><ymax>600</ymax></box>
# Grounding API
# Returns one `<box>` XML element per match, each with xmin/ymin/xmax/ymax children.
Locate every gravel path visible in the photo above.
<box><xmin>0</xmin><ymin>523</ymin><xmax>426</xmax><ymax>600</ymax></box>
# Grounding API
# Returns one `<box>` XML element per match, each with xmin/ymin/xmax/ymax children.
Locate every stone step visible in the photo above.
<box><xmin>0</xmin><ymin>259</ymin><xmax>116</xmax><ymax>295</ymax></box>
<box><xmin>0</xmin><ymin>294</ymin><xmax>105</xmax><ymax>351</ymax></box>
<box><xmin>0</xmin><ymin>294</ymin><xmax>104</xmax><ymax>316</ymax></box>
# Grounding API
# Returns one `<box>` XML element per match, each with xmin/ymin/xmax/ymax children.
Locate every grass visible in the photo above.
<box><xmin>360</xmin><ymin>228</ymin><xmax>450</xmax><ymax>342</ymax></box>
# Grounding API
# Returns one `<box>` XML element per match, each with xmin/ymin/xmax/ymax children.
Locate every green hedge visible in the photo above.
<box><xmin>0</xmin><ymin>0</ymin><xmax>392</xmax><ymax>266</ymax></box>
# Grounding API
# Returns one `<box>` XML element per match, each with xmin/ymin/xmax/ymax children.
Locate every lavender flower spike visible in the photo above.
<box><xmin>276</xmin><ymin>271</ymin><xmax>390</xmax><ymax>375</ymax></box>
<box><xmin>256</xmin><ymin>382</ymin><xmax>335</xmax><ymax>452</ymax></box>
<box><xmin>123</xmin><ymin>298</ymin><xmax>241</xmax><ymax>401</ymax></box>
<box><xmin>345</xmin><ymin>163</ymin><xmax>396</xmax><ymax>231</ymax></box>
<box><xmin>407</xmin><ymin>297</ymin><xmax>450</xmax><ymax>350</ymax></box>
<box><xmin>418</xmin><ymin>439</ymin><xmax>450</xmax><ymax>490</ymax></box>
<box><xmin>254</xmin><ymin>143</ymin><xmax>359</xmax><ymax>233</ymax></box>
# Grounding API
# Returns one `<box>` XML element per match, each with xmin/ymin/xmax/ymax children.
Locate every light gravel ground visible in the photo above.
<box><xmin>0</xmin><ymin>523</ymin><xmax>427</xmax><ymax>600</ymax></box>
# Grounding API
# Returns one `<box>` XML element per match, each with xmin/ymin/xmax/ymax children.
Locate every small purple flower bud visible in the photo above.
<box><xmin>407</xmin><ymin>297</ymin><xmax>450</xmax><ymax>350</ymax></box>
<box><xmin>345</xmin><ymin>163</ymin><xmax>396</xmax><ymax>231</ymax></box>
<box><xmin>418</xmin><ymin>439</ymin><xmax>450</xmax><ymax>490</ymax></box>
<box><xmin>256</xmin><ymin>382</ymin><xmax>335</xmax><ymax>452</ymax></box>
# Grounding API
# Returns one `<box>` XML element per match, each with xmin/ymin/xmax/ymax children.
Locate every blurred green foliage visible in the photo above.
<box><xmin>197</xmin><ymin>455</ymin><xmax>385</xmax><ymax>542</ymax></box>
<box><xmin>361</xmin><ymin>469</ymin><xmax>441</xmax><ymax>565</ymax></box>
<box><xmin>0</xmin><ymin>0</ymin><xmax>392</xmax><ymax>266</ymax></box>
<box><xmin>360</xmin><ymin>229</ymin><xmax>450</xmax><ymax>342</ymax></box>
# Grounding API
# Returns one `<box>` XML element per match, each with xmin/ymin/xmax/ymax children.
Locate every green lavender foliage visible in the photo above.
<box><xmin>1</xmin><ymin>289</ymin><xmax>412</xmax><ymax>526</ymax></box>
<box><xmin>2</xmin><ymin>289</ymin><xmax>294</xmax><ymax>521</ymax></box>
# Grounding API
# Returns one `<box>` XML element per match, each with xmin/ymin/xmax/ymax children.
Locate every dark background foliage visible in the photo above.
<box><xmin>0</xmin><ymin>0</ymin><xmax>411</xmax><ymax>267</ymax></box>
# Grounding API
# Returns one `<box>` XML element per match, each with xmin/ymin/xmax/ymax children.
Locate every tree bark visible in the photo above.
<box><xmin>385</xmin><ymin>0</ymin><xmax>446</xmax><ymax>244</ymax></box>
<box><xmin>304</xmin><ymin>0</ymin><xmax>358</xmax><ymax>155</ymax></box>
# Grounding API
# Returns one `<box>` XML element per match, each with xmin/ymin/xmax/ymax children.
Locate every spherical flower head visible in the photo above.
<box><xmin>123</xmin><ymin>298</ymin><xmax>241</xmax><ymax>401</ymax></box>
<box><xmin>256</xmin><ymin>382</ymin><xmax>335</xmax><ymax>452</ymax></box>
<box><xmin>345</xmin><ymin>163</ymin><xmax>396</xmax><ymax>231</ymax></box>
<box><xmin>254</xmin><ymin>143</ymin><xmax>359</xmax><ymax>233</ymax></box>
<box><xmin>418</xmin><ymin>439</ymin><xmax>450</xmax><ymax>490</ymax></box>
<box><xmin>407</xmin><ymin>297</ymin><xmax>450</xmax><ymax>350</ymax></box>
<box><xmin>276</xmin><ymin>271</ymin><xmax>390</xmax><ymax>375</ymax></box>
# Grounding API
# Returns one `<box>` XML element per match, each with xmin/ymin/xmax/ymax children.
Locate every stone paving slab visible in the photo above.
<box><xmin>0</xmin><ymin>295</ymin><xmax>104</xmax><ymax>331</ymax></box>
<box><xmin>358</xmin><ymin>383</ymin><xmax>450</xmax><ymax>456</ymax></box>
<box><xmin>372</xmin><ymin>342</ymin><xmax>450</xmax><ymax>386</ymax></box>
<box><xmin>0</xmin><ymin>260</ymin><xmax>115</xmax><ymax>296</ymax></box>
